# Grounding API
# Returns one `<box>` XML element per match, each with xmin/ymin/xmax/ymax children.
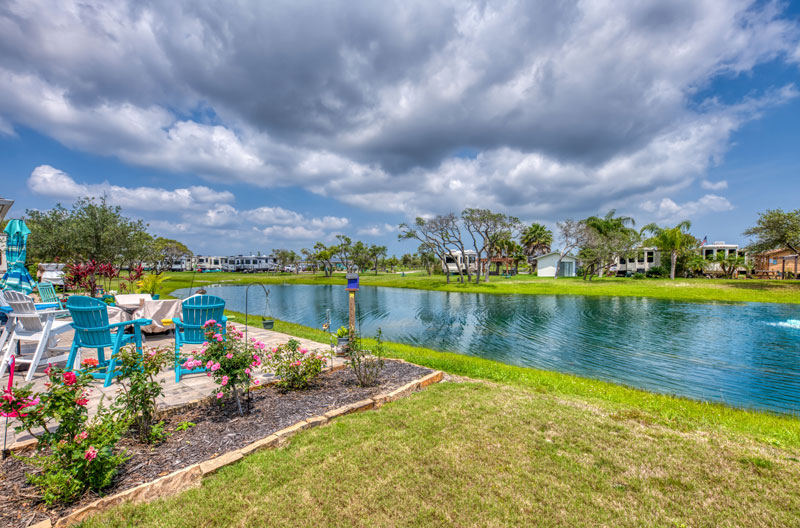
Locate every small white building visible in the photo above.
<box><xmin>534</xmin><ymin>252</ymin><xmax>578</xmax><ymax>277</ymax></box>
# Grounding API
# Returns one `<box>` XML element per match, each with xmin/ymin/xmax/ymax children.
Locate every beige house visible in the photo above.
<box><xmin>753</xmin><ymin>247</ymin><xmax>799</xmax><ymax>278</ymax></box>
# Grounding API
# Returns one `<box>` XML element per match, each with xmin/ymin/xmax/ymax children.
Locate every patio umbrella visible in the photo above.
<box><xmin>0</xmin><ymin>219</ymin><xmax>36</xmax><ymax>294</ymax></box>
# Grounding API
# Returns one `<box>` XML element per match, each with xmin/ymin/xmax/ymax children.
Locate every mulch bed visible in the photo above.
<box><xmin>0</xmin><ymin>360</ymin><xmax>433</xmax><ymax>528</ymax></box>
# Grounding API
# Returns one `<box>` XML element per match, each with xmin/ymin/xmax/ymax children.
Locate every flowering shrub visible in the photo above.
<box><xmin>266</xmin><ymin>338</ymin><xmax>326</xmax><ymax>390</ymax></box>
<box><xmin>26</xmin><ymin>401</ymin><xmax>128</xmax><ymax>505</ymax></box>
<box><xmin>4</xmin><ymin>365</ymin><xmax>128</xmax><ymax>504</ymax></box>
<box><xmin>183</xmin><ymin>321</ymin><xmax>263</xmax><ymax>415</ymax></box>
<box><xmin>112</xmin><ymin>345</ymin><xmax>171</xmax><ymax>443</ymax></box>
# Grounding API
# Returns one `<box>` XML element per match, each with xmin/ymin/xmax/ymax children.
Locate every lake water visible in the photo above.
<box><xmin>174</xmin><ymin>283</ymin><xmax>800</xmax><ymax>415</ymax></box>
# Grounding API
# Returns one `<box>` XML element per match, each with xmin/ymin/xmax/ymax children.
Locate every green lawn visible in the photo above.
<box><xmin>82</xmin><ymin>381</ymin><xmax>800</xmax><ymax>528</ymax></box>
<box><xmin>156</xmin><ymin>270</ymin><xmax>800</xmax><ymax>304</ymax></box>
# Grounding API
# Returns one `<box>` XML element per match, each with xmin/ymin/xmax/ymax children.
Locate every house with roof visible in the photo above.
<box><xmin>753</xmin><ymin>246</ymin><xmax>799</xmax><ymax>279</ymax></box>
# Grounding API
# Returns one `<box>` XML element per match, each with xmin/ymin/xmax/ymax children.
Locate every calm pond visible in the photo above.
<box><xmin>174</xmin><ymin>283</ymin><xmax>800</xmax><ymax>415</ymax></box>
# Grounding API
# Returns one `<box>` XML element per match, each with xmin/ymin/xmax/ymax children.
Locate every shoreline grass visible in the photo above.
<box><xmin>157</xmin><ymin>270</ymin><xmax>800</xmax><ymax>304</ymax></box>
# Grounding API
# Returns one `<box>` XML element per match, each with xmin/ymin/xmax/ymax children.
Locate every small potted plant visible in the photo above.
<box><xmin>335</xmin><ymin>326</ymin><xmax>350</xmax><ymax>347</ymax></box>
<box><xmin>262</xmin><ymin>317</ymin><xmax>274</xmax><ymax>330</ymax></box>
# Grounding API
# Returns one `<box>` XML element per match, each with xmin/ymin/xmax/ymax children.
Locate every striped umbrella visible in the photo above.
<box><xmin>0</xmin><ymin>219</ymin><xmax>36</xmax><ymax>294</ymax></box>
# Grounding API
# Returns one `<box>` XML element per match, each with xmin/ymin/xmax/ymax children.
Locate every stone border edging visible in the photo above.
<box><xmin>30</xmin><ymin>367</ymin><xmax>443</xmax><ymax>528</ymax></box>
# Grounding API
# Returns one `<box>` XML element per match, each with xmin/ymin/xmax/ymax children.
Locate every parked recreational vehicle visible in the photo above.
<box><xmin>442</xmin><ymin>250</ymin><xmax>478</xmax><ymax>275</ymax></box>
<box><xmin>701</xmin><ymin>242</ymin><xmax>747</xmax><ymax>275</ymax></box>
<box><xmin>194</xmin><ymin>256</ymin><xmax>227</xmax><ymax>271</ymax></box>
<box><xmin>614</xmin><ymin>247</ymin><xmax>661</xmax><ymax>276</ymax></box>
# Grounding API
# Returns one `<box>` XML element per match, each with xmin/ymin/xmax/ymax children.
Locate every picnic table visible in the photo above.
<box><xmin>752</xmin><ymin>269</ymin><xmax>780</xmax><ymax>279</ymax></box>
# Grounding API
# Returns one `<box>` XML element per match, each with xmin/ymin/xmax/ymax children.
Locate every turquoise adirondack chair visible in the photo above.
<box><xmin>65</xmin><ymin>296</ymin><xmax>152</xmax><ymax>387</ymax></box>
<box><xmin>37</xmin><ymin>282</ymin><xmax>68</xmax><ymax>317</ymax></box>
<box><xmin>173</xmin><ymin>295</ymin><xmax>227</xmax><ymax>382</ymax></box>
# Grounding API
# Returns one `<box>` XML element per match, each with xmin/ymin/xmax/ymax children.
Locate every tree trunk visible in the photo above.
<box><xmin>670</xmin><ymin>251</ymin><xmax>677</xmax><ymax>280</ymax></box>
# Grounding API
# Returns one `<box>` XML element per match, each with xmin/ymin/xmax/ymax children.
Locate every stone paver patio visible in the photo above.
<box><xmin>3</xmin><ymin>321</ymin><xmax>341</xmax><ymax>447</ymax></box>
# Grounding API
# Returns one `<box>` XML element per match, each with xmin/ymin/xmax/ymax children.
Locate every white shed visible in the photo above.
<box><xmin>534</xmin><ymin>252</ymin><xmax>578</xmax><ymax>277</ymax></box>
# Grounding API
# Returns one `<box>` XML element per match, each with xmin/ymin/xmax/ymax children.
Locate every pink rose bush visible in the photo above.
<box><xmin>266</xmin><ymin>338</ymin><xmax>327</xmax><ymax>390</ymax></box>
<box><xmin>7</xmin><ymin>364</ymin><xmax>128</xmax><ymax>505</ymax></box>
<box><xmin>193</xmin><ymin>321</ymin><xmax>265</xmax><ymax>415</ymax></box>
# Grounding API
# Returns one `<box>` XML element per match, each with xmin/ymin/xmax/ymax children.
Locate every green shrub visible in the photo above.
<box><xmin>113</xmin><ymin>345</ymin><xmax>171</xmax><ymax>443</ymax></box>
<box><xmin>347</xmin><ymin>329</ymin><xmax>385</xmax><ymax>387</ymax></box>
<box><xmin>645</xmin><ymin>266</ymin><xmax>668</xmax><ymax>278</ymax></box>
<box><xmin>27</xmin><ymin>402</ymin><xmax>128</xmax><ymax>505</ymax></box>
<box><xmin>3</xmin><ymin>365</ymin><xmax>129</xmax><ymax>505</ymax></box>
<box><xmin>267</xmin><ymin>338</ymin><xmax>326</xmax><ymax>390</ymax></box>
<box><xmin>632</xmin><ymin>273</ymin><xmax>646</xmax><ymax>280</ymax></box>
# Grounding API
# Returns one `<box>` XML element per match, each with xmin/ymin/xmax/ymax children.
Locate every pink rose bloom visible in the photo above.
<box><xmin>206</xmin><ymin>360</ymin><xmax>213</xmax><ymax>369</ymax></box>
<box><xmin>221</xmin><ymin>376</ymin><xmax>228</xmax><ymax>386</ymax></box>
<box><xmin>226</xmin><ymin>353</ymin><xmax>233</xmax><ymax>359</ymax></box>
<box><xmin>271</xmin><ymin>347</ymin><xmax>277</xmax><ymax>353</ymax></box>
<box><xmin>62</xmin><ymin>371</ymin><xmax>77</xmax><ymax>386</ymax></box>
<box><xmin>204</xmin><ymin>319</ymin><xmax>216</xmax><ymax>327</ymax></box>
<box><xmin>76</xmin><ymin>397</ymin><xmax>89</xmax><ymax>406</ymax></box>
<box><xmin>74</xmin><ymin>431</ymin><xmax>88</xmax><ymax>443</ymax></box>
<box><xmin>253</xmin><ymin>379</ymin><xmax>260</xmax><ymax>385</ymax></box>
<box><xmin>211</xmin><ymin>363</ymin><xmax>221</xmax><ymax>371</ymax></box>
<box><xmin>216</xmin><ymin>335</ymin><xmax>223</xmax><ymax>343</ymax></box>
<box><xmin>300</xmin><ymin>348</ymin><xmax>307</xmax><ymax>355</ymax></box>
<box><xmin>245</xmin><ymin>368</ymin><xmax>251</xmax><ymax>375</ymax></box>
<box><xmin>84</xmin><ymin>446</ymin><xmax>98</xmax><ymax>461</ymax></box>
<box><xmin>216</xmin><ymin>392</ymin><xmax>224</xmax><ymax>399</ymax></box>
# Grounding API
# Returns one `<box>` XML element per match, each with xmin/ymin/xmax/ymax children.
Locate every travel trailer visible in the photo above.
<box><xmin>614</xmin><ymin>247</ymin><xmax>661</xmax><ymax>276</ymax></box>
<box><xmin>441</xmin><ymin>250</ymin><xmax>478</xmax><ymax>275</ymax></box>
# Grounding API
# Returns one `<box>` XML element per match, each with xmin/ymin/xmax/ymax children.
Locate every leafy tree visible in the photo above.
<box><xmin>581</xmin><ymin>210</ymin><xmax>639</xmax><ymax>279</ymax></box>
<box><xmin>368</xmin><ymin>244</ymin><xmax>387</xmax><ymax>275</ymax></box>
<box><xmin>313</xmin><ymin>242</ymin><xmax>335</xmax><ymax>276</ymax></box>
<box><xmin>399</xmin><ymin>217</ymin><xmax>458</xmax><ymax>283</ymax></box>
<box><xmin>333</xmin><ymin>235</ymin><xmax>355</xmax><ymax>272</ymax></box>
<box><xmin>149</xmin><ymin>237</ymin><xmax>192</xmax><ymax>274</ymax></box>
<box><xmin>641</xmin><ymin>221</ymin><xmax>696</xmax><ymax>280</ymax></box>
<box><xmin>520</xmin><ymin>223</ymin><xmax>553</xmax><ymax>274</ymax></box>
<box><xmin>462</xmin><ymin>208</ymin><xmax>520</xmax><ymax>283</ymax></box>
<box><xmin>26</xmin><ymin>196</ymin><xmax>152</xmax><ymax>267</ymax></box>
<box><xmin>743</xmin><ymin>209</ymin><xmax>800</xmax><ymax>253</ymax></box>
<box><xmin>24</xmin><ymin>204</ymin><xmax>74</xmax><ymax>262</ymax></box>
<box><xmin>714</xmin><ymin>252</ymin><xmax>745</xmax><ymax>279</ymax></box>
<box><xmin>351</xmin><ymin>240</ymin><xmax>371</xmax><ymax>272</ymax></box>
<box><xmin>554</xmin><ymin>219</ymin><xmax>590</xmax><ymax>279</ymax></box>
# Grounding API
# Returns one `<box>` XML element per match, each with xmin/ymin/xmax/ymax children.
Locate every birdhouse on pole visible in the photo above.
<box><xmin>345</xmin><ymin>272</ymin><xmax>359</xmax><ymax>332</ymax></box>
<box><xmin>346</xmin><ymin>273</ymin><xmax>359</xmax><ymax>291</ymax></box>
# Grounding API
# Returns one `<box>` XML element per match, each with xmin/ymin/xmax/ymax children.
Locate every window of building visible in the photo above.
<box><xmin>646</xmin><ymin>252</ymin><xmax>654</xmax><ymax>263</ymax></box>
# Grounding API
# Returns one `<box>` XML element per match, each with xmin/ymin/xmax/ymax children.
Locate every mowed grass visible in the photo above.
<box><xmin>81</xmin><ymin>382</ymin><xmax>800</xmax><ymax>528</ymax></box>
<box><xmin>157</xmin><ymin>270</ymin><xmax>800</xmax><ymax>304</ymax></box>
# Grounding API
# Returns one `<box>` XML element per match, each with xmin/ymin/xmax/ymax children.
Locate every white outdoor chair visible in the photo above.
<box><xmin>0</xmin><ymin>291</ymin><xmax>72</xmax><ymax>381</ymax></box>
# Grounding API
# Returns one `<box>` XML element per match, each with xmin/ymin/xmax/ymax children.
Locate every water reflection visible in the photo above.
<box><xmin>175</xmin><ymin>284</ymin><xmax>800</xmax><ymax>415</ymax></box>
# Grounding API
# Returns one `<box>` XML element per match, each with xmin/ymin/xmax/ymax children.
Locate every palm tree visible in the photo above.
<box><xmin>641</xmin><ymin>221</ymin><xmax>695</xmax><ymax>280</ymax></box>
<box><xmin>520</xmin><ymin>223</ymin><xmax>553</xmax><ymax>274</ymax></box>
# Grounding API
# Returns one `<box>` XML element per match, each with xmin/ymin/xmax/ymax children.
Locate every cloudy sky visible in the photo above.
<box><xmin>1</xmin><ymin>0</ymin><xmax>799</xmax><ymax>255</ymax></box>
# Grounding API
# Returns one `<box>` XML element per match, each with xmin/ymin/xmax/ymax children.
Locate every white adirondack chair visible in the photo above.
<box><xmin>0</xmin><ymin>291</ymin><xmax>72</xmax><ymax>381</ymax></box>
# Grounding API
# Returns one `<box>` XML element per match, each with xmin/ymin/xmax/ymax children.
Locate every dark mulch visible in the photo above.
<box><xmin>0</xmin><ymin>360</ymin><xmax>433</xmax><ymax>528</ymax></box>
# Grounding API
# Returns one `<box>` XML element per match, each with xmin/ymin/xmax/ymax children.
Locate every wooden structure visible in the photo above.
<box><xmin>753</xmin><ymin>246</ymin><xmax>799</xmax><ymax>279</ymax></box>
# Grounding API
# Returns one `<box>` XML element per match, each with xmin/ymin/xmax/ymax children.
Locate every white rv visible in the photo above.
<box><xmin>442</xmin><ymin>250</ymin><xmax>478</xmax><ymax>275</ymax></box>
<box><xmin>614</xmin><ymin>247</ymin><xmax>661</xmax><ymax>276</ymax></box>
<box><xmin>701</xmin><ymin>242</ymin><xmax>747</xmax><ymax>275</ymax></box>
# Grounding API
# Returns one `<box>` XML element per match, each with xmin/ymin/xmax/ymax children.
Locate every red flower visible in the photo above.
<box><xmin>62</xmin><ymin>371</ymin><xmax>77</xmax><ymax>386</ymax></box>
<box><xmin>84</xmin><ymin>446</ymin><xmax>98</xmax><ymax>461</ymax></box>
<box><xmin>76</xmin><ymin>398</ymin><xmax>89</xmax><ymax>406</ymax></box>
<box><xmin>81</xmin><ymin>358</ymin><xmax>99</xmax><ymax>367</ymax></box>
